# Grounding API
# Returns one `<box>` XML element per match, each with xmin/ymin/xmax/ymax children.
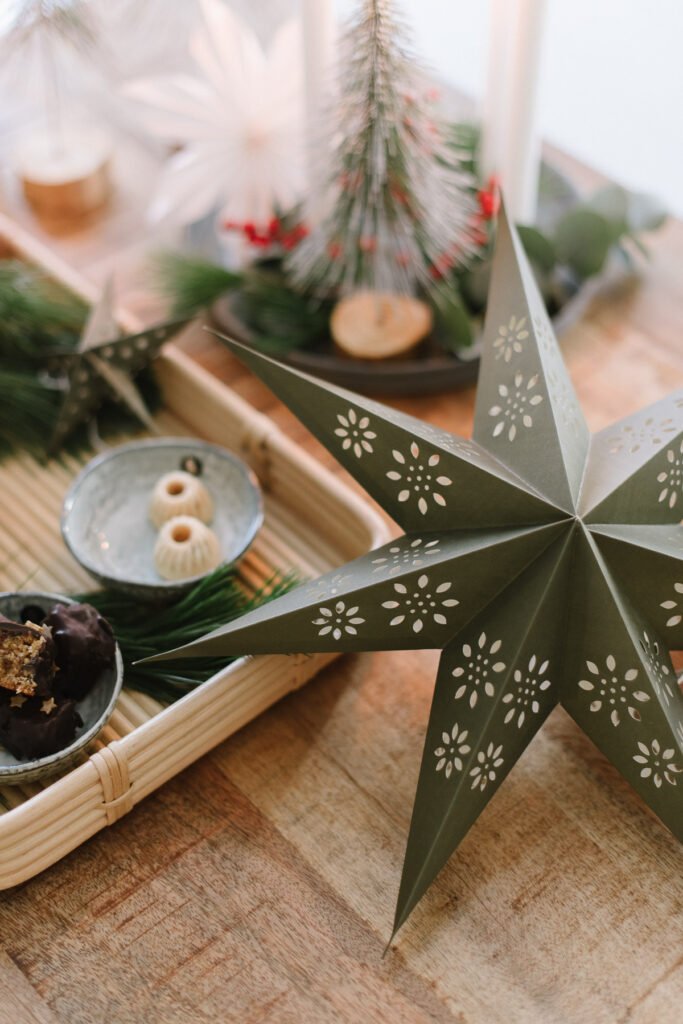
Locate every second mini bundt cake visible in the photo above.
<box><xmin>153</xmin><ymin>515</ymin><xmax>222</xmax><ymax>581</ymax></box>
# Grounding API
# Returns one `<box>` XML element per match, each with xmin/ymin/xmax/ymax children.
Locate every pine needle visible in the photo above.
<box><xmin>0</xmin><ymin>260</ymin><xmax>162</xmax><ymax>460</ymax></box>
<box><xmin>0</xmin><ymin>260</ymin><xmax>86</xmax><ymax>365</ymax></box>
<box><xmin>153</xmin><ymin>251</ymin><xmax>241</xmax><ymax>317</ymax></box>
<box><xmin>235</xmin><ymin>265</ymin><xmax>333</xmax><ymax>352</ymax></box>
<box><xmin>153</xmin><ymin>252</ymin><xmax>332</xmax><ymax>353</ymax></box>
<box><xmin>75</xmin><ymin>565</ymin><xmax>299</xmax><ymax>704</ymax></box>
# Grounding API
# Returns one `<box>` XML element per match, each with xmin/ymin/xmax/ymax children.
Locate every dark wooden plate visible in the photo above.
<box><xmin>210</xmin><ymin>280</ymin><xmax>596</xmax><ymax>397</ymax></box>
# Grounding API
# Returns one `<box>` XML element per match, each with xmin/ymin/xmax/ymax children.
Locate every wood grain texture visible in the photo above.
<box><xmin>1</xmin><ymin>212</ymin><xmax>683</xmax><ymax>1024</ymax></box>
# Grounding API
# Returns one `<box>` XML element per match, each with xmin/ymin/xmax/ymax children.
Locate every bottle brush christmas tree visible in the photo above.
<box><xmin>287</xmin><ymin>0</ymin><xmax>477</xmax><ymax>351</ymax></box>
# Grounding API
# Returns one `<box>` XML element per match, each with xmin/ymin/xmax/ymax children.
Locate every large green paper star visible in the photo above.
<box><xmin>147</xmin><ymin>204</ymin><xmax>683</xmax><ymax>936</ymax></box>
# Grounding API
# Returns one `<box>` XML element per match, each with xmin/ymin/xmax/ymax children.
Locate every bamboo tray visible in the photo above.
<box><xmin>0</xmin><ymin>213</ymin><xmax>388</xmax><ymax>889</ymax></box>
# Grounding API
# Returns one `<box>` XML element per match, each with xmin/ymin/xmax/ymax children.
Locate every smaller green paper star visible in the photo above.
<box><xmin>49</xmin><ymin>278</ymin><xmax>188</xmax><ymax>452</ymax></box>
<box><xmin>143</xmin><ymin>203</ymin><xmax>683</xmax><ymax>938</ymax></box>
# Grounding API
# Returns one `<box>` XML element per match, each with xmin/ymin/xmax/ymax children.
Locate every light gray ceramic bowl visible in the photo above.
<box><xmin>0</xmin><ymin>592</ymin><xmax>123</xmax><ymax>784</ymax></box>
<box><xmin>61</xmin><ymin>438</ymin><xmax>264</xmax><ymax>601</ymax></box>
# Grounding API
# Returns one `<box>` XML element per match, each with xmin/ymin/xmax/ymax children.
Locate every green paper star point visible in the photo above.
<box><xmin>49</xmin><ymin>278</ymin><xmax>190</xmax><ymax>453</ymax></box>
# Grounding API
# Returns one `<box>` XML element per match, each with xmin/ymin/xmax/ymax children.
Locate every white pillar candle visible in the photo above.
<box><xmin>481</xmin><ymin>0</ymin><xmax>547</xmax><ymax>225</ymax></box>
<box><xmin>480</xmin><ymin>0</ymin><xmax>511</xmax><ymax>185</ymax></box>
<box><xmin>301</xmin><ymin>0</ymin><xmax>335</xmax><ymax>186</ymax></box>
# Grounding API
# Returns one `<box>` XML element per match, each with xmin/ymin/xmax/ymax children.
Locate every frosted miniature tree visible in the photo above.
<box><xmin>287</xmin><ymin>0</ymin><xmax>476</xmax><ymax>297</ymax></box>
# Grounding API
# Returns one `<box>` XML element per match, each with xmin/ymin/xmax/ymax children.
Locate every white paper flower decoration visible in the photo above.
<box><xmin>123</xmin><ymin>0</ymin><xmax>305</xmax><ymax>226</ymax></box>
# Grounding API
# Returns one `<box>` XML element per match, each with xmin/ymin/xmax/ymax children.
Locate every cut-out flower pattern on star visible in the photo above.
<box><xmin>547</xmin><ymin>368</ymin><xmax>583</xmax><ymax>438</ymax></box>
<box><xmin>313</xmin><ymin>601</ymin><xmax>365</xmax><ymax>640</ymax></box>
<box><xmin>469</xmin><ymin>742</ymin><xmax>504</xmax><ymax>792</ymax></box>
<box><xmin>386</xmin><ymin>442</ymin><xmax>452</xmax><ymax>515</ymax></box>
<box><xmin>577</xmin><ymin>654</ymin><xmax>650</xmax><ymax>727</ymax></box>
<box><xmin>676</xmin><ymin>720</ymin><xmax>683</xmax><ymax>747</ymax></box>
<box><xmin>434</xmin><ymin>722</ymin><xmax>471</xmax><ymax>779</ymax></box>
<box><xmin>371</xmin><ymin>537</ymin><xmax>441</xmax><ymax>576</ymax></box>
<box><xmin>334</xmin><ymin>408</ymin><xmax>377</xmax><ymax>458</ymax></box>
<box><xmin>502</xmin><ymin>654</ymin><xmax>552</xmax><ymax>728</ymax></box>
<box><xmin>303</xmin><ymin>572</ymin><xmax>353</xmax><ymax>602</ymax></box>
<box><xmin>661</xmin><ymin>582</ymin><xmax>683</xmax><ymax>628</ymax></box>
<box><xmin>532</xmin><ymin>312</ymin><xmax>555</xmax><ymax>356</ymax></box>
<box><xmin>633</xmin><ymin>739</ymin><xmax>682</xmax><ymax>788</ymax></box>
<box><xmin>382</xmin><ymin>574</ymin><xmax>458</xmax><ymax>634</ymax></box>
<box><xmin>493</xmin><ymin>314</ymin><xmax>529</xmax><ymax>363</ymax></box>
<box><xmin>607</xmin><ymin>416</ymin><xmax>677</xmax><ymax>457</ymax></box>
<box><xmin>657</xmin><ymin>439</ymin><xmax>683</xmax><ymax>509</ymax></box>
<box><xmin>640</xmin><ymin>631</ymin><xmax>677</xmax><ymax>706</ymax></box>
<box><xmin>488</xmin><ymin>372</ymin><xmax>544</xmax><ymax>442</ymax></box>
<box><xmin>452</xmin><ymin>632</ymin><xmax>506</xmax><ymax>709</ymax></box>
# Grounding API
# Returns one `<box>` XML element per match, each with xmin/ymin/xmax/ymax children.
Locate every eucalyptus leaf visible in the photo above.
<box><xmin>554</xmin><ymin>209</ymin><xmax>613</xmax><ymax>277</ymax></box>
<box><xmin>517</xmin><ymin>225</ymin><xmax>556</xmax><ymax>271</ymax></box>
<box><xmin>460</xmin><ymin>259</ymin><xmax>492</xmax><ymax>311</ymax></box>
<box><xmin>586</xmin><ymin>185</ymin><xmax>629</xmax><ymax>242</ymax></box>
<box><xmin>430</xmin><ymin>285</ymin><xmax>473</xmax><ymax>351</ymax></box>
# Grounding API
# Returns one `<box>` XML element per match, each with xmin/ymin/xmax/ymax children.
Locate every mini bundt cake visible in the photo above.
<box><xmin>153</xmin><ymin>515</ymin><xmax>221</xmax><ymax>581</ymax></box>
<box><xmin>149</xmin><ymin>470</ymin><xmax>213</xmax><ymax>528</ymax></box>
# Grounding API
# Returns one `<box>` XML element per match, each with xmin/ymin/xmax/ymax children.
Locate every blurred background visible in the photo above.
<box><xmin>2</xmin><ymin>0</ymin><xmax>680</xmax><ymax>213</ymax></box>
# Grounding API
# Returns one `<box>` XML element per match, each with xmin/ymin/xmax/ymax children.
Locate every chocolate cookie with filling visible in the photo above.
<box><xmin>0</xmin><ymin>616</ymin><xmax>56</xmax><ymax>697</ymax></box>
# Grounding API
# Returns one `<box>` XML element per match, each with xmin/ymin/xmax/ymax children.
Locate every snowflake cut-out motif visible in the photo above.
<box><xmin>577</xmin><ymin>654</ymin><xmax>650</xmax><ymax>726</ymax></box>
<box><xmin>633</xmin><ymin>739</ymin><xmax>682</xmax><ymax>788</ymax></box>
<box><xmin>657</xmin><ymin>439</ymin><xmax>683</xmax><ymax>509</ymax></box>
<box><xmin>502</xmin><ymin>654</ymin><xmax>552</xmax><ymax>728</ymax></box>
<box><xmin>382</xmin><ymin>575</ymin><xmax>458</xmax><ymax>634</ymax></box>
<box><xmin>640</xmin><ymin>631</ymin><xmax>677</xmax><ymax>706</ymax></box>
<box><xmin>303</xmin><ymin>572</ymin><xmax>353</xmax><ymax>601</ymax></box>
<box><xmin>661</xmin><ymin>582</ymin><xmax>683</xmax><ymax>628</ymax></box>
<box><xmin>607</xmin><ymin>416</ymin><xmax>677</xmax><ymax>456</ymax></box>
<box><xmin>452</xmin><ymin>632</ymin><xmax>506</xmax><ymax>709</ymax></box>
<box><xmin>334</xmin><ymin>408</ymin><xmax>377</xmax><ymax>458</ymax></box>
<box><xmin>488</xmin><ymin>372</ymin><xmax>544</xmax><ymax>442</ymax></box>
<box><xmin>532</xmin><ymin>313</ymin><xmax>555</xmax><ymax>356</ymax></box>
<box><xmin>313</xmin><ymin>602</ymin><xmax>365</xmax><ymax>640</ymax></box>
<box><xmin>493</xmin><ymin>314</ymin><xmax>529</xmax><ymax>362</ymax></box>
<box><xmin>434</xmin><ymin>723</ymin><xmax>471</xmax><ymax>779</ymax></box>
<box><xmin>371</xmin><ymin>537</ymin><xmax>441</xmax><ymax>576</ymax></box>
<box><xmin>547</xmin><ymin>368</ymin><xmax>583</xmax><ymax>438</ymax></box>
<box><xmin>386</xmin><ymin>442</ymin><xmax>452</xmax><ymax>514</ymax></box>
<box><xmin>469</xmin><ymin>742</ymin><xmax>504</xmax><ymax>792</ymax></box>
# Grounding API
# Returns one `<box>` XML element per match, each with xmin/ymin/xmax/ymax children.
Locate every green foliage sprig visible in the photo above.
<box><xmin>0</xmin><ymin>260</ymin><xmax>160</xmax><ymax>459</ymax></box>
<box><xmin>76</xmin><ymin>565</ymin><xmax>299</xmax><ymax>704</ymax></box>
<box><xmin>154</xmin><ymin>121</ymin><xmax>667</xmax><ymax>360</ymax></box>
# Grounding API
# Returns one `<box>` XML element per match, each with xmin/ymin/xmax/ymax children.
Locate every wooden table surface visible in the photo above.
<box><xmin>2</xmin><ymin>168</ymin><xmax>683</xmax><ymax>1024</ymax></box>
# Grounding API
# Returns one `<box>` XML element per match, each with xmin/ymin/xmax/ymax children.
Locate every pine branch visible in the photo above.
<box><xmin>75</xmin><ymin>565</ymin><xmax>300</xmax><ymax>704</ymax></box>
<box><xmin>0</xmin><ymin>260</ymin><xmax>162</xmax><ymax>461</ymax></box>
<box><xmin>152</xmin><ymin>251</ymin><xmax>241</xmax><ymax>317</ymax></box>
<box><xmin>0</xmin><ymin>260</ymin><xmax>86</xmax><ymax>365</ymax></box>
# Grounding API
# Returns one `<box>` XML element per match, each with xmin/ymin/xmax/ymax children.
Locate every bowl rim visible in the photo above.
<box><xmin>0</xmin><ymin>591</ymin><xmax>124</xmax><ymax>779</ymax></box>
<box><xmin>60</xmin><ymin>437</ymin><xmax>264</xmax><ymax>593</ymax></box>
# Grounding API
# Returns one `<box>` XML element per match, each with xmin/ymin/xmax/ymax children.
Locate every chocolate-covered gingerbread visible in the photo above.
<box><xmin>0</xmin><ymin>692</ymin><xmax>82</xmax><ymax>760</ymax></box>
<box><xmin>44</xmin><ymin>602</ymin><xmax>115</xmax><ymax>700</ymax></box>
<box><xmin>0</xmin><ymin>615</ymin><xmax>56</xmax><ymax>697</ymax></box>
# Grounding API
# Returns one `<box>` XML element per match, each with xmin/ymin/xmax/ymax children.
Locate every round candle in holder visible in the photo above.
<box><xmin>14</xmin><ymin>124</ymin><xmax>112</xmax><ymax>233</ymax></box>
